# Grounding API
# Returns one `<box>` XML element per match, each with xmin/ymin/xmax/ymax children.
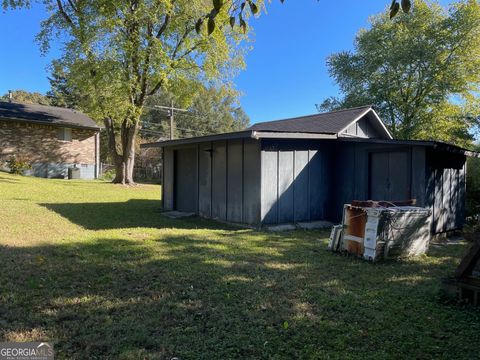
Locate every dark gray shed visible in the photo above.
<box><xmin>143</xmin><ymin>106</ymin><xmax>477</xmax><ymax>234</ymax></box>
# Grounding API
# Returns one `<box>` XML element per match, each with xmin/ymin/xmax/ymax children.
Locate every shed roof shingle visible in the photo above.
<box><xmin>0</xmin><ymin>102</ymin><xmax>100</xmax><ymax>130</ymax></box>
<box><xmin>248</xmin><ymin>105</ymin><xmax>372</xmax><ymax>134</ymax></box>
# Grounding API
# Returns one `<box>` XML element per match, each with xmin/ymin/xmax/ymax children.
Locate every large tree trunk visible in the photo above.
<box><xmin>104</xmin><ymin>117</ymin><xmax>140</xmax><ymax>185</ymax></box>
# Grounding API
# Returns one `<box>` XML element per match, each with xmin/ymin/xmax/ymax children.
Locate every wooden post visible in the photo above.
<box><xmin>170</xmin><ymin>100</ymin><xmax>174</xmax><ymax>140</ymax></box>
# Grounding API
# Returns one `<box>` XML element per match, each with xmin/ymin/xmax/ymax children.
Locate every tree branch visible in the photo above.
<box><xmin>147</xmin><ymin>78</ymin><xmax>164</xmax><ymax>96</ymax></box>
<box><xmin>56</xmin><ymin>0</ymin><xmax>75</xmax><ymax>28</ymax></box>
<box><xmin>156</xmin><ymin>14</ymin><xmax>171</xmax><ymax>38</ymax></box>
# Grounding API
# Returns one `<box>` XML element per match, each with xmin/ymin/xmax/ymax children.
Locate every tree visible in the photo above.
<box><xmin>318</xmin><ymin>0</ymin><xmax>480</xmax><ymax>147</ymax></box>
<box><xmin>4</xmin><ymin>0</ymin><xmax>248</xmax><ymax>184</ymax></box>
<box><xmin>46</xmin><ymin>61</ymin><xmax>81</xmax><ymax>109</ymax></box>
<box><xmin>1</xmin><ymin>90</ymin><xmax>51</xmax><ymax>105</ymax></box>
<box><xmin>201</xmin><ymin>0</ymin><xmax>412</xmax><ymax>34</ymax></box>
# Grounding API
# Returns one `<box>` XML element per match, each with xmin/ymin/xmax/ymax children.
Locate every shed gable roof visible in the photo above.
<box><xmin>0</xmin><ymin>102</ymin><xmax>100</xmax><ymax>130</ymax></box>
<box><xmin>248</xmin><ymin>105</ymin><xmax>392</xmax><ymax>139</ymax></box>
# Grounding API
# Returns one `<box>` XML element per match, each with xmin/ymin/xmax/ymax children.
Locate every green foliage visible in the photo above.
<box><xmin>319</xmin><ymin>0</ymin><xmax>480</xmax><ymax>147</ymax></box>
<box><xmin>46</xmin><ymin>61</ymin><xmax>81</xmax><ymax>108</ymax></box>
<box><xmin>3</xmin><ymin>0</ymin><xmax>251</xmax><ymax>182</ymax></box>
<box><xmin>33</xmin><ymin>0</ymin><xmax>249</xmax><ymax>123</ymax></box>
<box><xmin>466</xmin><ymin>144</ymin><xmax>480</xmax><ymax>216</ymax></box>
<box><xmin>1</xmin><ymin>90</ymin><xmax>51</xmax><ymax>105</ymax></box>
<box><xmin>200</xmin><ymin>0</ymin><xmax>411</xmax><ymax>34</ymax></box>
<box><xmin>100</xmin><ymin>168</ymin><xmax>116</xmax><ymax>182</ymax></box>
<box><xmin>142</xmin><ymin>83</ymin><xmax>250</xmax><ymax>139</ymax></box>
<box><xmin>6</xmin><ymin>155</ymin><xmax>31</xmax><ymax>175</ymax></box>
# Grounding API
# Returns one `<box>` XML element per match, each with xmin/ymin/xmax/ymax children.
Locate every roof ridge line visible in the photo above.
<box><xmin>250</xmin><ymin>105</ymin><xmax>373</xmax><ymax>127</ymax></box>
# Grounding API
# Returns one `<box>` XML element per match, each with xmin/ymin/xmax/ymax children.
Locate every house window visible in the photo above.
<box><xmin>57</xmin><ymin>128</ymin><xmax>72</xmax><ymax>142</ymax></box>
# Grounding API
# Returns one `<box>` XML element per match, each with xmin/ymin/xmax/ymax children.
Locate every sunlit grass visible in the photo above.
<box><xmin>0</xmin><ymin>172</ymin><xmax>479</xmax><ymax>359</ymax></box>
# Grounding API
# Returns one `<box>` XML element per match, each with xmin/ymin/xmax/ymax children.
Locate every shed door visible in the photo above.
<box><xmin>369</xmin><ymin>151</ymin><xmax>410</xmax><ymax>201</ymax></box>
<box><xmin>174</xmin><ymin>148</ymin><xmax>198</xmax><ymax>212</ymax></box>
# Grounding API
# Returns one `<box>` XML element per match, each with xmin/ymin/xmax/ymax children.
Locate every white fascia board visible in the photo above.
<box><xmin>337</xmin><ymin>107</ymin><xmax>393</xmax><ymax>140</ymax></box>
<box><xmin>251</xmin><ymin>131</ymin><xmax>337</xmax><ymax>140</ymax></box>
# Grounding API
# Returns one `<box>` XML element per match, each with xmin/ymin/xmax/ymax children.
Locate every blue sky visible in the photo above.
<box><xmin>0</xmin><ymin>0</ymin><xmax>450</xmax><ymax>124</ymax></box>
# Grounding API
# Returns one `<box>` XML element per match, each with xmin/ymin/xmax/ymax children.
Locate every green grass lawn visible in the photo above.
<box><xmin>0</xmin><ymin>172</ymin><xmax>479</xmax><ymax>359</ymax></box>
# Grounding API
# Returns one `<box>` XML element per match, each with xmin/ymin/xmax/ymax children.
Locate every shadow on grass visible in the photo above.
<box><xmin>41</xmin><ymin>199</ymin><xmax>238</xmax><ymax>231</ymax></box>
<box><xmin>0</xmin><ymin>174</ymin><xmax>20</xmax><ymax>183</ymax></box>
<box><xmin>1</xmin><ymin>232</ymin><xmax>479</xmax><ymax>359</ymax></box>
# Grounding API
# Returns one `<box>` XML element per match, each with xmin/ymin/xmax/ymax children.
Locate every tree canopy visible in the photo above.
<box><xmin>1</xmin><ymin>90</ymin><xmax>51</xmax><ymax>105</ymax></box>
<box><xmin>3</xmin><ymin>0</ymin><xmax>250</xmax><ymax>183</ymax></box>
<box><xmin>142</xmin><ymin>84</ymin><xmax>249</xmax><ymax>140</ymax></box>
<box><xmin>319</xmin><ymin>0</ymin><xmax>480</xmax><ymax>147</ymax></box>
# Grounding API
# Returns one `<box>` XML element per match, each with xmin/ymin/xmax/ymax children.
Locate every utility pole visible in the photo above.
<box><xmin>169</xmin><ymin>100</ymin><xmax>174</xmax><ymax>140</ymax></box>
<box><xmin>154</xmin><ymin>103</ymin><xmax>188</xmax><ymax>140</ymax></box>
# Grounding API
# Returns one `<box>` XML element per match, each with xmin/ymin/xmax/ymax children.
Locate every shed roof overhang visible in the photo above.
<box><xmin>141</xmin><ymin>129</ymin><xmax>478</xmax><ymax>157</ymax></box>
<box><xmin>338</xmin><ymin>137</ymin><xmax>480</xmax><ymax>157</ymax></box>
<box><xmin>141</xmin><ymin>130</ymin><xmax>337</xmax><ymax>148</ymax></box>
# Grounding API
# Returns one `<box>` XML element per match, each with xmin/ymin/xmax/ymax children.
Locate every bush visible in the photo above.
<box><xmin>7</xmin><ymin>155</ymin><xmax>32</xmax><ymax>175</ymax></box>
<box><xmin>467</xmin><ymin>156</ymin><xmax>480</xmax><ymax>217</ymax></box>
<box><xmin>101</xmin><ymin>169</ymin><xmax>116</xmax><ymax>181</ymax></box>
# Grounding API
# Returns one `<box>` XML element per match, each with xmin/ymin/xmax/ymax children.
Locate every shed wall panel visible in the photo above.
<box><xmin>163</xmin><ymin>148</ymin><xmax>174</xmax><ymax>210</ymax></box>
<box><xmin>278</xmin><ymin>151</ymin><xmax>294</xmax><ymax>223</ymax></box>
<box><xmin>354</xmin><ymin>143</ymin><xmax>369</xmax><ymax>200</ymax></box>
<box><xmin>411</xmin><ymin>146</ymin><xmax>426</xmax><ymax>206</ymax></box>
<box><xmin>293</xmin><ymin>150</ymin><xmax>310</xmax><ymax>221</ymax></box>
<box><xmin>331</xmin><ymin>143</ymin><xmax>356</xmax><ymax>222</ymax></box>
<box><xmin>243</xmin><ymin>139</ymin><xmax>261</xmax><ymax>224</ymax></box>
<box><xmin>174</xmin><ymin>147</ymin><xmax>198</xmax><ymax>213</ymax></box>
<box><xmin>389</xmin><ymin>151</ymin><xmax>410</xmax><ymax>200</ymax></box>
<box><xmin>227</xmin><ymin>140</ymin><xmax>244</xmax><ymax>223</ymax></box>
<box><xmin>212</xmin><ymin>141</ymin><xmax>227</xmax><ymax>220</ymax></box>
<box><xmin>198</xmin><ymin>142</ymin><xmax>212</xmax><ymax>217</ymax></box>
<box><xmin>309</xmin><ymin>150</ymin><xmax>324</xmax><ymax>219</ymax></box>
<box><xmin>261</xmin><ymin>150</ymin><xmax>278</xmax><ymax>224</ymax></box>
<box><xmin>369</xmin><ymin>152</ymin><xmax>389</xmax><ymax>200</ymax></box>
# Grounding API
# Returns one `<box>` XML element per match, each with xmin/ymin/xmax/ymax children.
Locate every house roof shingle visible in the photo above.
<box><xmin>248</xmin><ymin>105</ymin><xmax>373</xmax><ymax>134</ymax></box>
<box><xmin>0</xmin><ymin>101</ymin><xmax>100</xmax><ymax>130</ymax></box>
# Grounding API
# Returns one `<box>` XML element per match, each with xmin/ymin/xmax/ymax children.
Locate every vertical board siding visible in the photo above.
<box><xmin>169</xmin><ymin>138</ymin><xmax>262</xmax><ymax>225</ymax></box>
<box><xmin>164</xmin><ymin>137</ymin><xmax>467</xmax><ymax>234</ymax></box>
<box><xmin>332</xmin><ymin>143</ymin><xmax>355</xmax><ymax>222</ymax></box>
<box><xmin>293</xmin><ymin>150</ymin><xmax>310</xmax><ymax>221</ymax></box>
<box><xmin>173</xmin><ymin>147</ymin><xmax>198</xmax><ymax>213</ymax></box>
<box><xmin>163</xmin><ymin>148</ymin><xmax>174</xmax><ymax>210</ymax></box>
<box><xmin>388</xmin><ymin>151</ymin><xmax>410</xmax><ymax>201</ymax></box>
<box><xmin>434</xmin><ymin>168</ymin><xmax>444</xmax><ymax>233</ymax></box>
<box><xmin>278</xmin><ymin>151</ymin><xmax>295</xmax><ymax>223</ymax></box>
<box><xmin>212</xmin><ymin>141</ymin><xmax>227</xmax><ymax>220</ymax></box>
<box><xmin>369</xmin><ymin>152</ymin><xmax>389</xmax><ymax>200</ymax></box>
<box><xmin>243</xmin><ymin>139</ymin><xmax>261</xmax><ymax>224</ymax></box>
<box><xmin>261</xmin><ymin>150</ymin><xmax>279</xmax><ymax>224</ymax></box>
<box><xmin>411</xmin><ymin>146</ymin><xmax>426</xmax><ymax>206</ymax></box>
<box><xmin>308</xmin><ymin>150</ymin><xmax>324</xmax><ymax>220</ymax></box>
<box><xmin>198</xmin><ymin>142</ymin><xmax>212</xmax><ymax>217</ymax></box>
<box><xmin>227</xmin><ymin>140</ymin><xmax>243</xmax><ymax>223</ymax></box>
<box><xmin>260</xmin><ymin>140</ymin><xmax>332</xmax><ymax>224</ymax></box>
<box><xmin>427</xmin><ymin>150</ymin><xmax>466</xmax><ymax>233</ymax></box>
<box><xmin>459</xmin><ymin>163</ymin><xmax>466</xmax><ymax>226</ymax></box>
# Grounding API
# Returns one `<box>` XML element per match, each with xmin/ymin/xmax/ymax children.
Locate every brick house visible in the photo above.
<box><xmin>0</xmin><ymin>101</ymin><xmax>101</xmax><ymax>179</ymax></box>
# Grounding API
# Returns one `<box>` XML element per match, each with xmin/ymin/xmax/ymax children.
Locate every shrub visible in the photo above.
<box><xmin>7</xmin><ymin>155</ymin><xmax>32</xmax><ymax>175</ymax></box>
<box><xmin>101</xmin><ymin>169</ymin><xmax>116</xmax><ymax>181</ymax></box>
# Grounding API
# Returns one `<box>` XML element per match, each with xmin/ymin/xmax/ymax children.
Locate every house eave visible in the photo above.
<box><xmin>0</xmin><ymin>116</ymin><xmax>102</xmax><ymax>131</ymax></box>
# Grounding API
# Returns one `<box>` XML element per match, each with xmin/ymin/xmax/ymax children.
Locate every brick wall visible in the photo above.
<box><xmin>0</xmin><ymin>119</ymin><xmax>97</xmax><ymax>165</ymax></box>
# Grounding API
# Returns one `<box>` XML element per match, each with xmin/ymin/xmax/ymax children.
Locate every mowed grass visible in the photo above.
<box><xmin>0</xmin><ymin>172</ymin><xmax>479</xmax><ymax>359</ymax></box>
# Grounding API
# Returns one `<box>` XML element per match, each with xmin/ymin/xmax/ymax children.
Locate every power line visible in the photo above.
<box><xmin>143</xmin><ymin>104</ymin><xmax>211</xmax><ymax>138</ymax></box>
